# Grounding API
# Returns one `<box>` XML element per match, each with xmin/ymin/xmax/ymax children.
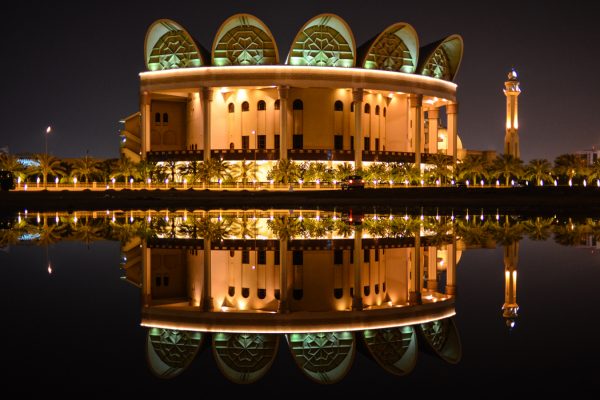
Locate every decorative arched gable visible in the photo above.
<box><xmin>145</xmin><ymin>19</ymin><xmax>204</xmax><ymax>71</ymax></box>
<box><xmin>212</xmin><ymin>14</ymin><xmax>279</xmax><ymax>66</ymax></box>
<box><xmin>360</xmin><ymin>22</ymin><xmax>419</xmax><ymax>73</ymax></box>
<box><xmin>287</xmin><ymin>14</ymin><xmax>356</xmax><ymax>67</ymax></box>
<box><xmin>418</xmin><ymin>35</ymin><xmax>464</xmax><ymax>81</ymax></box>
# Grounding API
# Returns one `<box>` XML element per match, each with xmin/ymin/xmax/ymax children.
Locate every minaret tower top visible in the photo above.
<box><xmin>504</xmin><ymin>68</ymin><xmax>521</xmax><ymax>158</ymax></box>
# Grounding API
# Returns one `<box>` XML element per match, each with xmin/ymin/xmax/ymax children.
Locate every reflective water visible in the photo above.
<box><xmin>1</xmin><ymin>210</ymin><xmax>599</xmax><ymax>393</ymax></box>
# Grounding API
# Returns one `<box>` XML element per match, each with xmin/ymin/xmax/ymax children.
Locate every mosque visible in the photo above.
<box><xmin>120</xmin><ymin>13</ymin><xmax>465</xmax><ymax>182</ymax></box>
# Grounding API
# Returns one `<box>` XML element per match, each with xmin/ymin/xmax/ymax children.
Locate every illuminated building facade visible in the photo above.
<box><xmin>121</xmin><ymin>14</ymin><xmax>464</xmax><ymax>181</ymax></box>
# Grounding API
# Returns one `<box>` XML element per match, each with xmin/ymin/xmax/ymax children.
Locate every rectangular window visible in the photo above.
<box><xmin>293</xmin><ymin>250</ymin><xmax>303</xmax><ymax>265</ymax></box>
<box><xmin>350</xmin><ymin>136</ymin><xmax>354</xmax><ymax>151</ymax></box>
<box><xmin>375</xmin><ymin>138</ymin><xmax>380</xmax><ymax>152</ymax></box>
<box><xmin>258</xmin><ymin>250</ymin><xmax>266</xmax><ymax>265</ymax></box>
<box><xmin>242</xmin><ymin>136</ymin><xmax>249</xmax><ymax>150</ymax></box>
<box><xmin>242</xmin><ymin>250</ymin><xmax>249</xmax><ymax>264</ymax></box>
<box><xmin>293</xmin><ymin>135</ymin><xmax>303</xmax><ymax>149</ymax></box>
<box><xmin>274</xmin><ymin>250</ymin><xmax>280</xmax><ymax>265</ymax></box>
<box><xmin>364</xmin><ymin>248</ymin><xmax>370</xmax><ymax>263</ymax></box>
<box><xmin>364</xmin><ymin>137</ymin><xmax>370</xmax><ymax>151</ymax></box>
<box><xmin>257</xmin><ymin>135</ymin><xmax>266</xmax><ymax>149</ymax></box>
<box><xmin>334</xmin><ymin>135</ymin><xmax>343</xmax><ymax>150</ymax></box>
<box><xmin>334</xmin><ymin>249</ymin><xmax>343</xmax><ymax>265</ymax></box>
<box><xmin>274</xmin><ymin>134</ymin><xmax>280</xmax><ymax>149</ymax></box>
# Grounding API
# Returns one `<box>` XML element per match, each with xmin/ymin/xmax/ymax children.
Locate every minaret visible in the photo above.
<box><xmin>504</xmin><ymin>69</ymin><xmax>521</xmax><ymax>158</ymax></box>
<box><xmin>502</xmin><ymin>241</ymin><xmax>519</xmax><ymax>330</ymax></box>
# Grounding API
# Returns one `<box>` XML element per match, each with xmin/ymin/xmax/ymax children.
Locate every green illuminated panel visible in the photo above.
<box><xmin>148</xmin><ymin>29</ymin><xmax>202</xmax><ymax>71</ymax></box>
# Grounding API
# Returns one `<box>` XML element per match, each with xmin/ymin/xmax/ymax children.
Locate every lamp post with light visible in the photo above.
<box><xmin>45</xmin><ymin>126</ymin><xmax>52</xmax><ymax>158</ymax></box>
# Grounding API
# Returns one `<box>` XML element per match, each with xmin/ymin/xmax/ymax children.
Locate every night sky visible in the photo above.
<box><xmin>1</xmin><ymin>0</ymin><xmax>599</xmax><ymax>162</ymax></box>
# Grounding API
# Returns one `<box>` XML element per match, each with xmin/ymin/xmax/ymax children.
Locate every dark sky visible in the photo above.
<box><xmin>1</xmin><ymin>0</ymin><xmax>599</xmax><ymax>161</ymax></box>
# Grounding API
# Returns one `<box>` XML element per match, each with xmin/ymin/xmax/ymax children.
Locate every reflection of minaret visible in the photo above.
<box><xmin>504</xmin><ymin>68</ymin><xmax>521</xmax><ymax>158</ymax></box>
<box><xmin>502</xmin><ymin>242</ymin><xmax>519</xmax><ymax>329</ymax></box>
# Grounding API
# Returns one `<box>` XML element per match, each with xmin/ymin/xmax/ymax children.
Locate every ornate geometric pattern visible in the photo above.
<box><xmin>213</xmin><ymin>333</ymin><xmax>277</xmax><ymax>373</ymax></box>
<box><xmin>363</xmin><ymin>327</ymin><xmax>414</xmax><ymax>365</ymax></box>
<box><xmin>420</xmin><ymin>319</ymin><xmax>449</xmax><ymax>352</ymax></box>
<box><xmin>364</xmin><ymin>33</ymin><xmax>413</xmax><ymax>72</ymax></box>
<box><xmin>148</xmin><ymin>30</ymin><xmax>202</xmax><ymax>71</ymax></box>
<box><xmin>148</xmin><ymin>328</ymin><xmax>203</xmax><ymax>368</ymax></box>
<box><xmin>422</xmin><ymin>48</ymin><xmax>451</xmax><ymax>80</ymax></box>
<box><xmin>288</xmin><ymin>332</ymin><xmax>354</xmax><ymax>379</ymax></box>
<box><xmin>289</xmin><ymin>23</ymin><xmax>353</xmax><ymax>67</ymax></box>
<box><xmin>214</xmin><ymin>24</ymin><xmax>277</xmax><ymax>66</ymax></box>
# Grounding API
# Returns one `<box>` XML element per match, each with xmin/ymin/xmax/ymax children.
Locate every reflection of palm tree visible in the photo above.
<box><xmin>362</xmin><ymin>218</ymin><xmax>389</xmax><ymax>238</ymax></box>
<box><xmin>31</xmin><ymin>154</ymin><xmax>66</xmax><ymax>188</ymax></box>
<box><xmin>334</xmin><ymin>219</ymin><xmax>353</xmax><ymax>238</ymax></box>
<box><xmin>389</xmin><ymin>217</ymin><xmax>421</xmax><ymax>238</ymax></box>
<box><xmin>35</xmin><ymin>220</ymin><xmax>67</xmax><ymax>246</ymax></box>
<box><xmin>267</xmin><ymin>216</ymin><xmax>302</xmax><ymax>240</ymax></box>
<box><xmin>523</xmin><ymin>217</ymin><xmax>554</xmax><ymax>241</ymax></box>
<box><xmin>490</xmin><ymin>216</ymin><xmax>523</xmax><ymax>246</ymax></box>
<box><xmin>110</xmin><ymin>220</ymin><xmax>144</xmax><ymax>243</ymax></box>
<box><xmin>0</xmin><ymin>219</ymin><xmax>29</xmax><ymax>246</ymax></box>
<box><xmin>71</xmin><ymin>217</ymin><xmax>104</xmax><ymax>245</ymax></box>
<box><xmin>229</xmin><ymin>214</ymin><xmax>257</xmax><ymax>239</ymax></box>
<box><xmin>456</xmin><ymin>220</ymin><xmax>493</xmax><ymax>247</ymax></box>
<box><xmin>424</xmin><ymin>218</ymin><xmax>453</xmax><ymax>245</ymax></box>
<box><xmin>301</xmin><ymin>218</ymin><xmax>333</xmax><ymax>238</ymax></box>
<box><xmin>194</xmin><ymin>217</ymin><xmax>231</xmax><ymax>241</ymax></box>
<box><xmin>552</xmin><ymin>218</ymin><xmax>590</xmax><ymax>246</ymax></box>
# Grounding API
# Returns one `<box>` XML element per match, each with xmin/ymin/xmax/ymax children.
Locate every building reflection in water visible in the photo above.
<box><xmin>120</xmin><ymin>209</ymin><xmax>462</xmax><ymax>383</ymax></box>
<box><xmin>7</xmin><ymin>210</ymin><xmax>590</xmax><ymax>381</ymax></box>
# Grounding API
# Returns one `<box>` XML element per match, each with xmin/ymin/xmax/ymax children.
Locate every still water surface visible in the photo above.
<box><xmin>1</xmin><ymin>209</ymin><xmax>599</xmax><ymax>393</ymax></box>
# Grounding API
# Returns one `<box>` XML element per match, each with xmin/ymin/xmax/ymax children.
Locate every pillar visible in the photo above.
<box><xmin>352</xmin><ymin>227</ymin><xmax>363</xmax><ymax>310</ymax></box>
<box><xmin>278</xmin><ymin>86</ymin><xmax>289</xmax><ymax>161</ymax></box>
<box><xmin>140</xmin><ymin>91</ymin><xmax>151</xmax><ymax>158</ymax></box>
<box><xmin>141</xmin><ymin>241</ymin><xmax>152</xmax><ymax>306</ymax></box>
<box><xmin>352</xmin><ymin>88</ymin><xmax>364</xmax><ymax>170</ymax></box>
<box><xmin>201</xmin><ymin>87</ymin><xmax>213</xmax><ymax>161</ymax></box>
<box><xmin>447</xmin><ymin>102</ymin><xmax>458</xmax><ymax>166</ymax></box>
<box><xmin>427</xmin><ymin>108</ymin><xmax>439</xmax><ymax>154</ymax></box>
<box><xmin>408</xmin><ymin>94</ymin><xmax>423</xmax><ymax>167</ymax></box>
<box><xmin>427</xmin><ymin>246</ymin><xmax>438</xmax><ymax>292</ymax></box>
<box><xmin>202</xmin><ymin>238</ymin><xmax>213</xmax><ymax>311</ymax></box>
<box><xmin>409</xmin><ymin>231</ymin><xmax>422</xmax><ymax>304</ymax></box>
<box><xmin>278</xmin><ymin>239</ymin><xmax>289</xmax><ymax>312</ymax></box>
<box><xmin>446</xmin><ymin>236</ymin><xmax>457</xmax><ymax>296</ymax></box>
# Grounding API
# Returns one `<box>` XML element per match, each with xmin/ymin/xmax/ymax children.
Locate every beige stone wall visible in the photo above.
<box><xmin>150</xmin><ymin>100</ymin><xmax>186</xmax><ymax>151</ymax></box>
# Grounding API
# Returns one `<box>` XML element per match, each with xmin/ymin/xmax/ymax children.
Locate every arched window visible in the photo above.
<box><xmin>162</xmin><ymin>113</ymin><xmax>169</xmax><ymax>123</ymax></box>
<box><xmin>350</xmin><ymin>102</ymin><xmax>354</xmax><ymax>112</ymax></box>
<box><xmin>293</xmin><ymin>99</ymin><xmax>303</xmax><ymax>110</ymax></box>
<box><xmin>364</xmin><ymin>103</ymin><xmax>371</xmax><ymax>114</ymax></box>
<box><xmin>383</xmin><ymin>107</ymin><xmax>387</xmax><ymax>117</ymax></box>
<box><xmin>274</xmin><ymin>99</ymin><xmax>280</xmax><ymax>110</ymax></box>
<box><xmin>242</xmin><ymin>101</ymin><xmax>250</xmax><ymax>112</ymax></box>
<box><xmin>334</xmin><ymin>100</ymin><xmax>343</xmax><ymax>111</ymax></box>
<box><xmin>257</xmin><ymin>100</ymin><xmax>266</xmax><ymax>111</ymax></box>
<box><xmin>154</xmin><ymin>112</ymin><xmax>161</xmax><ymax>123</ymax></box>
<box><xmin>228</xmin><ymin>103</ymin><xmax>235</xmax><ymax>113</ymax></box>
<box><xmin>375</xmin><ymin>105</ymin><xmax>380</xmax><ymax>115</ymax></box>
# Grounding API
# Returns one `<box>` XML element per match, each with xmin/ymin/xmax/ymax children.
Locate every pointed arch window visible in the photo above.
<box><xmin>228</xmin><ymin>103</ymin><xmax>235</xmax><ymax>113</ymax></box>
<box><xmin>375</xmin><ymin>105</ymin><xmax>380</xmax><ymax>115</ymax></box>
<box><xmin>364</xmin><ymin>104</ymin><xmax>371</xmax><ymax>114</ymax></box>
<box><xmin>242</xmin><ymin>101</ymin><xmax>250</xmax><ymax>112</ymax></box>
<box><xmin>257</xmin><ymin>100</ymin><xmax>266</xmax><ymax>111</ymax></box>
<box><xmin>274</xmin><ymin>99</ymin><xmax>280</xmax><ymax>110</ymax></box>
<box><xmin>334</xmin><ymin>100</ymin><xmax>343</xmax><ymax>111</ymax></box>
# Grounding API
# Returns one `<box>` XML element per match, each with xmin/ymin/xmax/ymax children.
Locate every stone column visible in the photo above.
<box><xmin>408</xmin><ymin>94</ymin><xmax>423</xmax><ymax>167</ymax></box>
<box><xmin>202</xmin><ymin>238</ymin><xmax>213</xmax><ymax>311</ymax></box>
<box><xmin>446</xmin><ymin>237</ymin><xmax>457</xmax><ymax>296</ymax></box>
<box><xmin>140</xmin><ymin>91</ymin><xmax>151</xmax><ymax>158</ymax></box>
<box><xmin>447</xmin><ymin>102</ymin><xmax>459</xmax><ymax>166</ymax></box>
<box><xmin>427</xmin><ymin>108</ymin><xmax>439</xmax><ymax>154</ymax></box>
<box><xmin>352</xmin><ymin>88</ymin><xmax>364</xmax><ymax>170</ymax></box>
<box><xmin>201</xmin><ymin>87</ymin><xmax>213</xmax><ymax>161</ymax></box>
<box><xmin>352</xmin><ymin>227</ymin><xmax>363</xmax><ymax>310</ymax></box>
<box><xmin>409</xmin><ymin>231</ymin><xmax>422</xmax><ymax>304</ymax></box>
<box><xmin>278</xmin><ymin>86</ymin><xmax>289</xmax><ymax>161</ymax></box>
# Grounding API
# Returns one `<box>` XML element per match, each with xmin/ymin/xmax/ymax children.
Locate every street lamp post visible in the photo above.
<box><xmin>44</xmin><ymin>126</ymin><xmax>52</xmax><ymax>188</ymax></box>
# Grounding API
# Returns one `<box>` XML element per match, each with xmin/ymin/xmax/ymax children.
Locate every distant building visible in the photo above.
<box><xmin>121</xmin><ymin>14</ymin><xmax>465</xmax><ymax>181</ymax></box>
<box><xmin>575</xmin><ymin>147</ymin><xmax>600</xmax><ymax>165</ymax></box>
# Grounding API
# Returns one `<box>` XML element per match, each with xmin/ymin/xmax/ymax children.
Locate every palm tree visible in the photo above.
<box><xmin>113</xmin><ymin>157</ymin><xmax>140</xmax><ymax>183</ymax></box>
<box><xmin>0</xmin><ymin>153</ymin><xmax>26</xmax><ymax>182</ymax></box>
<box><xmin>524</xmin><ymin>159</ymin><xmax>552</xmax><ymax>185</ymax></box>
<box><xmin>98</xmin><ymin>158</ymin><xmax>117</xmax><ymax>185</ymax></box>
<box><xmin>554</xmin><ymin>153</ymin><xmax>584</xmax><ymax>183</ymax></box>
<box><xmin>229</xmin><ymin>160</ymin><xmax>257</xmax><ymax>185</ymax></box>
<box><xmin>31</xmin><ymin>153</ymin><xmax>65</xmax><ymax>188</ymax></box>
<box><xmin>267</xmin><ymin>159</ymin><xmax>300</xmax><ymax>184</ymax></box>
<box><xmin>426</xmin><ymin>153</ymin><xmax>453</xmax><ymax>184</ymax></box>
<box><xmin>587</xmin><ymin>160</ymin><xmax>600</xmax><ymax>185</ymax></box>
<box><xmin>457</xmin><ymin>154</ymin><xmax>489</xmax><ymax>184</ymax></box>
<box><xmin>206</xmin><ymin>158</ymin><xmax>231</xmax><ymax>183</ymax></box>
<box><xmin>364</xmin><ymin>163</ymin><xmax>389</xmax><ymax>183</ymax></box>
<box><xmin>137</xmin><ymin>159</ymin><xmax>158</xmax><ymax>183</ymax></box>
<box><xmin>334</xmin><ymin>162</ymin><xmax>354</xmax><ymax>181</ymax></box>
<box><xmin>492</xmin><ymin>154</ymin><xmax>523</xmax><ymax>186</ymax></box>
<box><xmin>304</xmin><ymin>162</ymin><xmax>333</xmax><ymax>183</ymax></box>
<box><xmin>71</xmin><ymin>156</ymin><xmax>102</xmax><ymax>184</ymax></box>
